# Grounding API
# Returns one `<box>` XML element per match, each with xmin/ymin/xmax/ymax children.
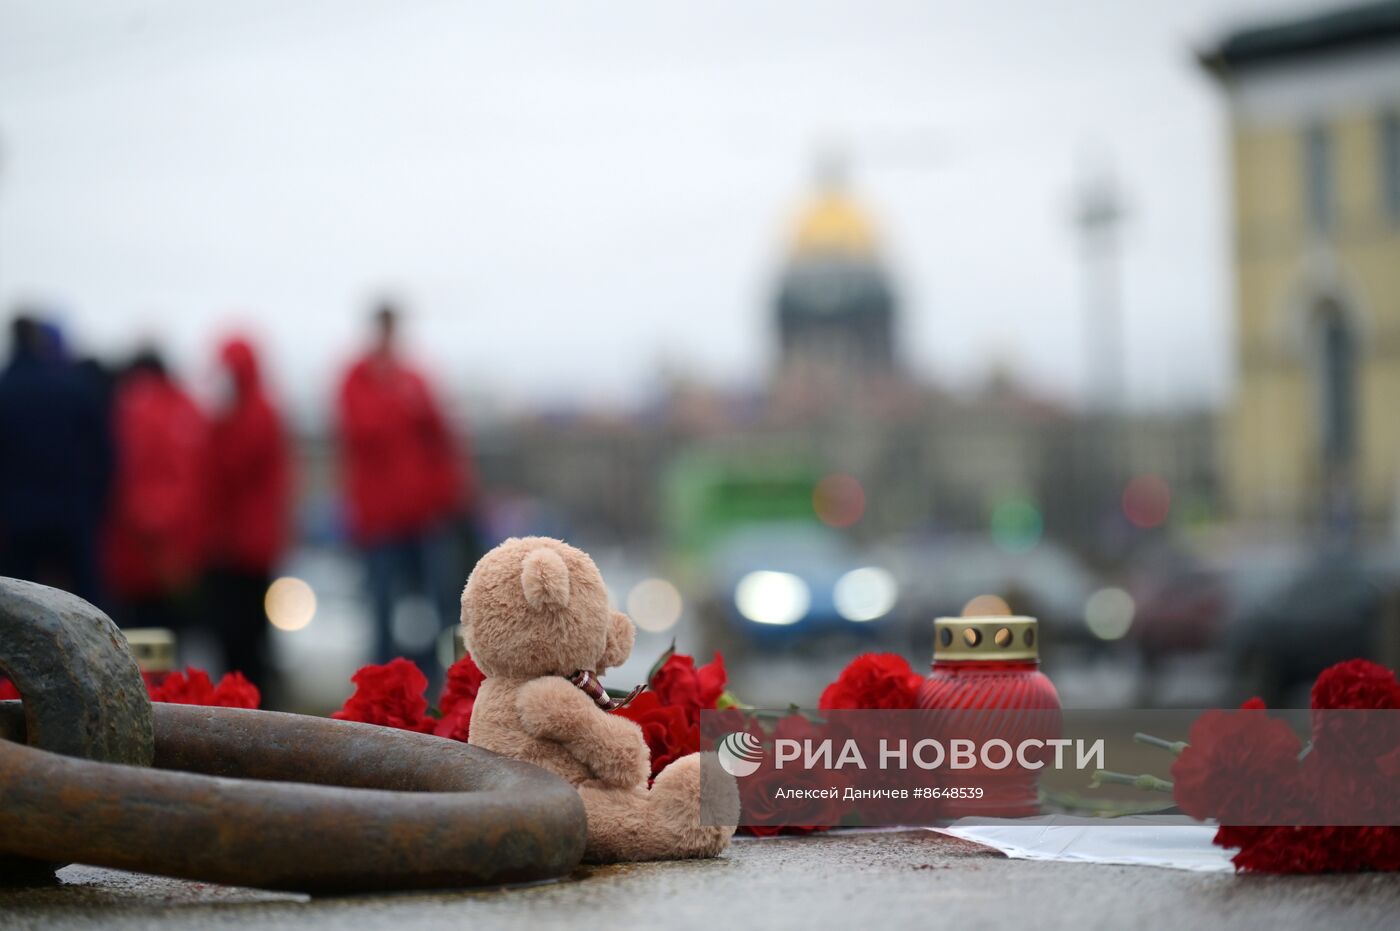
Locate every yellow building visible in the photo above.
<box><xmin>1203</xmin><ymin>1</ymin><xmax>1400</xmax><ymax>535</ymax></box>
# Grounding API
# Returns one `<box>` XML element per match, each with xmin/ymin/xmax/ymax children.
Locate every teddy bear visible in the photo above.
<box><xmin>462</xmin><ymin>536</ymin><xmax>738</xmax><ymax>863</ymax></box>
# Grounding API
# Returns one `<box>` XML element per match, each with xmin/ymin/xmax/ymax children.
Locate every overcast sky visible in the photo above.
<box><xmin>0</xmin><ymin>0</ymin><xmax>1349</xmax><ymax>421</ymax></box>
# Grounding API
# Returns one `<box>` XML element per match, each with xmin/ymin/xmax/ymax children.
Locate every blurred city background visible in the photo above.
<box><xmin>2</xmin><ymin>0</ymin><xmax>1398</xmax><ymax>711</ymax></box>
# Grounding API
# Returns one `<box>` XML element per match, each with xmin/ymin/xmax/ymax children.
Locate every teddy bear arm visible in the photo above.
<box><xmin>516</xmin><ymin>677</ymin><xmax>649</xmax><ymax>788</ymax></box>
<box><xmin>578</xmin><ymin>712</ymin><xmax>651</xmax><ymax>788</ymax></box>
<box><xmin>515</xmin><ymin>677</ymin><xmax>591</xmax><ymax>741</ymax></box>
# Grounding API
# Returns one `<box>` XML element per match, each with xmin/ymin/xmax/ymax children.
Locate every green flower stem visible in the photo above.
<box><xmin>1090</xmin><ymin>769</ymin><xmax>1174</xmax><ymax>793</ymax></box>
<box><xmin>1133</xmin><ymin>732</ymin><xmax>1188</xmax><ymax>756</ymax></box>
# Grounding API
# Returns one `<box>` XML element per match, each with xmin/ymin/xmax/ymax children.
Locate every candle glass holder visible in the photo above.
<box><xmin>917</xmin><ymin>616</ymin><xmax>1062</xmax><ymax>818</ymax></box>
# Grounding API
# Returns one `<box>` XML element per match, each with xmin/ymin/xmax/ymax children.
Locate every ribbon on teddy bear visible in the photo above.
<box><xmin>569</xmin><ymin>669</ymin><xmax>644</xmax><ymax>711</ymax></box>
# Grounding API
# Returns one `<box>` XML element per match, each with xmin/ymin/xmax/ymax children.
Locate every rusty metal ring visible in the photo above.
<box><xmin>0</xmin><ymin>701</ymin><xmax>588</xmax><ymax>893</ymax></box>
<box><xmin>0</xmin><ymin>578</ymin><xmax>153</xmax><ymax>764</ymax></box>
<box><xmin>0</xmin><ymin>577</ymin><xmax>154</xmax><ymax>883</ymax></box>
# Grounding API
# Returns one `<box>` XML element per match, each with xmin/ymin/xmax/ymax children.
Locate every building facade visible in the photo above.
<box><xmin>1203</xmin><ymin>2</ymin><xmax>1400</xmax><ymax>535</ymax></box>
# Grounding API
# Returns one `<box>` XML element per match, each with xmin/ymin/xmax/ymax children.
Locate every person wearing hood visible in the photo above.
<box><xmin>204</xmin><ymin>335</ymin><xmax>291</xmax><ymax>690</ymax></box>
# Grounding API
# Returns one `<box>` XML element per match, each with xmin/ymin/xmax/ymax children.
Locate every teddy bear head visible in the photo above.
<box><xmin>460</xmin><ymin>536</ymin><xmax>635</xmax><ymax>680</ymax></box>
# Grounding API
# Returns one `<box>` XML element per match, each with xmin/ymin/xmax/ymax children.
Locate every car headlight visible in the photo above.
<box><xmin>734</xmin><ymin>571</ymin><xmax>810</xmax><ymax>626</ymax></box>
<box><xmin>834</xmin><ymin>567</ymin><xmax>898</xmax><ymax>622</ymax></box>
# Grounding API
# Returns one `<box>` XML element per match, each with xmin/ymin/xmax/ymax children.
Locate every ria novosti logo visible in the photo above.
<box><xmin>716</xmin><ymin>731</ymin><xmax>764</xmax><ymax>777</ymax></box>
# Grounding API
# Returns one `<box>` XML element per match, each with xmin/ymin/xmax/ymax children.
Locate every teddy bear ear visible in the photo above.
<box><xmin>599</xmin><ymin>610</ymin><xmax>635</xmax><ymax>672</ymax></box>
<box><xmin>520</xmin><ymin>547</ymin><xmax>571</xmax><ymax>610</ymax></box>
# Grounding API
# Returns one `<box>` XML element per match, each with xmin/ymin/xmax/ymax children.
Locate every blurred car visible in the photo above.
<box><xmin>699</xmin><ymin>522</ymin><xmax>899</xmax><ymax>649</ymax></box>
<box><xmin>1225</xmin><ymin>556</ymin><xmax>1399</xmax><ymax>705</ymax></box>
<box><xmin>872</xmin><ymin>534</ymin><xmax>1101</xmax><ymax>655</ymax></box>
<box><xmin>1129</xmin><ymin>567</ymin><xmax>1228</xmax><ymax>656</ymax></box>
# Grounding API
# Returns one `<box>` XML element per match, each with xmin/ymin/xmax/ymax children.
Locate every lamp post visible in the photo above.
<box><xmin>1074</xmin><ymin>162</ymin><xmax>1126</xmax><ymax>413</ymax></box>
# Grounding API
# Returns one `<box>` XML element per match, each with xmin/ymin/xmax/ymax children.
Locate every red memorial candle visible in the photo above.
<box><xmin>917</xmin><ymin>616</ymin><xmax>1061</xmax><ymax>818</ymax></box>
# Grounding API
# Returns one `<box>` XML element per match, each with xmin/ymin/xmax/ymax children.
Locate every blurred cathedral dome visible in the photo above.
<box><xmin>790</xmin><ymin>190</ymin><xmax>878</xmax><ymax>258</ymax></box>
<box><xmin>774</xmin><ymin>162</ymin><xmax>896</xmax><ymax>388</ymax></box>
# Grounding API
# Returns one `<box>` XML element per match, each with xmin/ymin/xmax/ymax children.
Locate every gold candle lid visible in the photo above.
<box><xmin>122</xmin><ymin>628</ymin><xmax>177</xmax><ymax>673</ymax></box>
<box><xmin>934</xmin><ymin>616</ymin><xmax>1038</xmax><ymax>662</ymax></box>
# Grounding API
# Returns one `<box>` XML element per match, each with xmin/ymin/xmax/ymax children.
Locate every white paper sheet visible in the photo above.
<box><xmin>932</xmin><ymin>816</ymin><xmax>1236</xmax><ymax>873</ymax></box>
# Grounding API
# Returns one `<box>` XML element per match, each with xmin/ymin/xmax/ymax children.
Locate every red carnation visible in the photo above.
<box><xmin>1200</xmin><ymin>661</ymin><xmax>1400</xmax><ymax>873</ymax></box>
<box><xmin>740</xmin><ymin>825</ymin><xmax>828</xmax><ymax>838</ymax></box>
<box><xmin>206</xmin><ymin>671</ymin><xmax>260</xmax><ymax>709</ymax></box>
<box><xmin>613</xmin><ymin>691</ymin><xmax>700</xmax><ymax>780</ymax></box>
<box><xmin>147</xmin><ymin>668</ymin><xmax>261</xmax><ymax>709</ymax></box>
<box><xmin>650</xmin><ymin>652</ymin><xmax>727</xmax><ymax>724</ymax></box>
<box><xmin>738</xmin><ymin>715</ymin><xmax>842</xmax><ymax>836</ymax></box>
<box><xmin>433</xmin><ymin>654</ymin><xmax>487</xmax><ymax>742</ymax></box>
<box><xmin>1222</xmin><ymin>825</ymin><xmax>1400</xmax><ymax>874</ymax></box>
<box><xmin>432</xmin><ymin>702</ymin><xmax>472</xmax><ymax>741</ymax></box>
<box><xmin>1171</xmin><ymin>697</ymin><xmax>1302</xmax><ymax>824</ymax></box>
<box><xmin>819</xmin><ymin>653</ymin><xmax>923</xmax><ymax>711</ymax></box>
<box><xmin>1309</xmin><ymin>659</ymin><xmax>1400</xmax><ymax>766</ymax></box>
<box><xmin>1311</xmin><ymin>659</ymin><xmax>1400</xmax><ymax>711</ymax></box>
<box><xmin>770</xmin><ymin>712</ymin><xmax>826</xmax><ymax>746</ymax></box>
<box><xmin>333</xmin><ymin>657</ymin><xmax>435</xmax><ymax>733</ymax></box>
<box><xmin>439</xmin><ymin>654</ymin><xmax>486</xmax><ymax>715</ymax></box>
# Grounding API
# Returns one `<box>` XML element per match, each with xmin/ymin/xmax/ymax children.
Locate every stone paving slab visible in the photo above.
<box><xmin>2</xmin><ymin>831</ymin><xmax>1396</xmax><ymax>931</ymax></box>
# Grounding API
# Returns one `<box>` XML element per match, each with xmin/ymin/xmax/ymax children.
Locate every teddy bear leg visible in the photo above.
<box><xmin>575</xmin><ymin>754</ymin><xmax>738</xmax><ymax>863</ymax></box>
<box><xmin>576</xmin><ymin>783</ymin><xmax>670</xmax><ymax>863</ymax></box>
<box><xmin>645</xmin><ymin>752</ymin><xmax>738</xmax><ymax>860</ymax></box>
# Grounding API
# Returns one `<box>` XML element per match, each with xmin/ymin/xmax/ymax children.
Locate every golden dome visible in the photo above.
<box><xmin>790</xmin><ymin>190</ymin><xmax>877</xmax><ymax>258</ymax></box>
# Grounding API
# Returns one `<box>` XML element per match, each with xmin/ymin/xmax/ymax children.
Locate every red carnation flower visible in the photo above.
<box><xmin>332</xmin><ymin>657</ymin><xmax>435</xmax><ymax>733</ymax></box>
<box><xmin>738</xmin><ymin>715</ymin><xmax>843</xmax><ymax>835</ymax></box>
<box><xmin>1221</xmin><ymin>825</ymin><xmax>1400</xmax><ymax>874</ymax></box>
<box><xmin>439</xmin><ymin>654</ymin><xmax>486</xmax><ymax>715</ymax></box>
<box><xmin>650</xmin><ymin>652</ymin><xmax>727</xmax><ymax>724</ymax></box>
<box><xmin>1311</xmin><ymin>659</ymin><xmax>1400</xmax><ymax>711</ymax></box>
<box><xmin>819</xmin><ymin>653</ymin><xmax>923</xmax><ymax>711</ymax></box>
<box><xmin>1202</xmin><ymin>661</ymin><xmax>1400</xmax><ymax>873</ymax></box>
<box><xmin>1171</xmin><ymin>697</ymin><xmax>1302</xmax><ymax>824</ymax></box>
<box><xmin>1309</xmin><ymin>659</ymin><xmax>1400</xmax><ymax>766</ymax></box>
<box><xmin>770</xmin><ymin>712</ymin><xmax>826</xmax><ymax>746</ymax></box>
<box><xmin>613</xmin><ymin>691</ymin><xmax>700</xmax><ymax>780</ymax></box>
<box><xmin>740</xmin><ymin>825</ymin><xmax>828</xmax><ymax>837</ymax></box>
<box><xmin>147</xmin><ymin>668</ymin><xmax>261</xmax><ymax>709</ymax></box>
<box><xmin>432</xmin><ymin>701</ymin><xmax>473</xmax><ymax>742</ymax></box>
<box><xmin>431</xmin><ymin>654</ymin><xmax>487</xmax><ymax>742</ymax></box>
<box><xmin>4</xmin><ymin>669</ymin><xmax>260</xmax><ymax>708</ymax></box>
<box><xmin>207</xmin><ymin>671</ymin><xmax>260</xmax><ymax>709</ymax></box>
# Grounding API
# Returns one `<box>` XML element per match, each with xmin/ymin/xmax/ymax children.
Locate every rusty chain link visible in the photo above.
<box><xmin>0</xmin><ymin>577</ymin><xmax>587</xmax><ymax>893</ymax></box>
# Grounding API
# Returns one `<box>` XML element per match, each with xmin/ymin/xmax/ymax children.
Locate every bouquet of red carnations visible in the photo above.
<box><xmin>1095</xmin><ymin>658</ymin><xmax>1400</xmax><ymax>873</ymax></box>
<box><xmin>1</xmin><ymin>667</ymin><xmax>259</xmax><ymax>708</ymax></box>
<box><xmin>1167</xmin><ymin>659</ymin><xmax>1400</xmax><ymax>873</ymax></box>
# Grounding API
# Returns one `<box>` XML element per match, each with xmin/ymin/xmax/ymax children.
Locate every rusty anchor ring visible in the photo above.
<box><xmin>0</xmin><ymin>577</ymin><xmax>153</xmax><ymax>883</ymax></box>
<box><xmin>0</xmin><ymin>578</ymin><xmax>588</xmax><ymax>893</ymax></box>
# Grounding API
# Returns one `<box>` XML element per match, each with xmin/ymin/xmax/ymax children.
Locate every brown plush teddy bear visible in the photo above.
<box><xmin>463</xmin><ymin>536</ymin><xmax>738</xmax><ymax>862</ymax></box>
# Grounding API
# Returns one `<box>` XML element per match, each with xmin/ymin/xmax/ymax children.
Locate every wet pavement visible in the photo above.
<box><xmin>2</xmin><ymin>830</ymin><xmax>1396</xmax><ymax>930</ymax></box>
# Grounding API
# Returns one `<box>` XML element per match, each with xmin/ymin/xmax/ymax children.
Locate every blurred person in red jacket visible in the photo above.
<box><xmin>103</xmin><ymin>348</ymin><xmax>209</xmax><ymax>634</ymax></box>
<box><xmin>337</xmin><ymin>303</ymin><xmax>471</xmax><ymax>675</ymax></box>
<box><xmin>205</xmin><ymin>335</ymin><xmax>291</xmax><ymax>689</ymax></box>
